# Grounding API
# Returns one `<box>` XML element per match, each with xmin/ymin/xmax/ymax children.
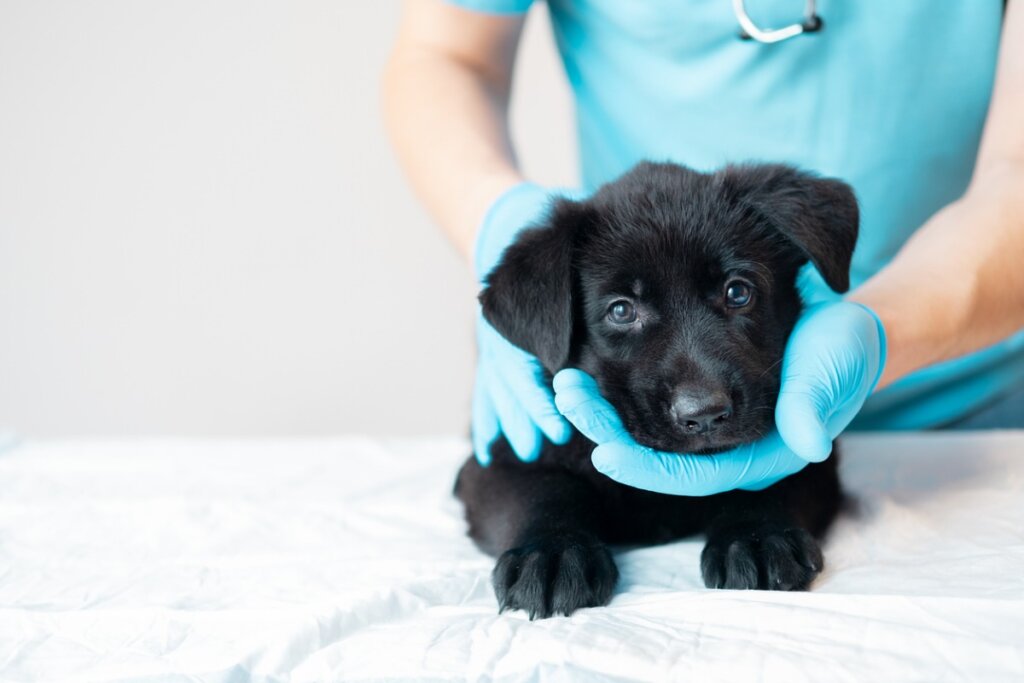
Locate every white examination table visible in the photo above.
<box><xmin>1</xmin><ymin>433</ymin><xmax>1022</xmax><ymax>681</ymax></box>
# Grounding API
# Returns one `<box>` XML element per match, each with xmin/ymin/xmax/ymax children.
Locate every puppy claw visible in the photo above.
<box><xmin>702</xmin><ymin>522</ymin><xmax>823</xmax><ymax>591</ymax></box>
<box><xmin>492</xmin><ymin>532</ymin><xmax>617</xmax><ymax>619</ymax></box>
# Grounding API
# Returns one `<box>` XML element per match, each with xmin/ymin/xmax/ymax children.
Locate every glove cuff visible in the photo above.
<box><xmin>473</xmin><ymin>183</ymin><xmax>589</xmax><ymax>283</ymax></box>
<box><xmin>472</xmin><ymin>182</ymin><xmax>550</xmax><ymax>283</ymax></box>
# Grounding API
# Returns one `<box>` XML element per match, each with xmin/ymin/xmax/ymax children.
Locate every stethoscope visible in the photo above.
<box><xmin>733</xmin><ymin>0</ymin><xmax>823</xmax><ymax>44</ymax></box>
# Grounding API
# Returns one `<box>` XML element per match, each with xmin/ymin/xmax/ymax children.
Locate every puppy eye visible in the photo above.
<box><xmin>724</xmin><ymin>280</ymin><xmax>753</xmax><ymax>308</ymax></box>
<box><xmin>607</xmin><ymin>299</ymin><xmax>637</xmax><ymax>324</ymax></box>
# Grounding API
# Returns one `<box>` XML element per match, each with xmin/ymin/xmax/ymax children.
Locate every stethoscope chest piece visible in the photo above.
<box><xmin>733</xmin><ymin>0</ymin><xmax>823</xmax><ymax>44</ymax></box>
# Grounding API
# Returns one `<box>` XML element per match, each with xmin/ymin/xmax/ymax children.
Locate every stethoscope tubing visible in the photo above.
<box><xmin>733</xmin><ymin>0</ymin><xmax>823</xmax><ymax>43</ymax></box>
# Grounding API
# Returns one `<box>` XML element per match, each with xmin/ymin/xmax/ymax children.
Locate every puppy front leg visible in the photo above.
<box><xmin>699</xmin><ymin>457</ymin><xmax>841</xmax><ymax>592</ymax></box>
<box><xmin>455</xmin><ymin>456</ymin><xmax>618</xmax><ymax>619</ymax></box>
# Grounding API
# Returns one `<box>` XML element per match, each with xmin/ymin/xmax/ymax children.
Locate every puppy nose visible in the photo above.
<box><xmin>670</xmin><ymin>386</ymin><xmax>733</xmax><ymax>434</ymax></box>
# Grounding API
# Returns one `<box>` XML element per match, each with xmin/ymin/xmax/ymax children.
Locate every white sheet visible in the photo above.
<box><xmin>1</xmin><ymin>433</ymin><xmax>1022</xmax><ymax>682</ymax></box>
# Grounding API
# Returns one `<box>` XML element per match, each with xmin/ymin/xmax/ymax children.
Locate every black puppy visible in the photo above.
<box><xmin>455</xmin><ymin>161</ymin><xmax>857</xmax><ymax>619</ymax></box>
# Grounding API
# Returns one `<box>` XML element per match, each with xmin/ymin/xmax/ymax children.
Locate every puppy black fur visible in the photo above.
<box><xmin>456</xmin><ymin>162</ymin><xmax>857</xmax><ymax>619</ymax></box>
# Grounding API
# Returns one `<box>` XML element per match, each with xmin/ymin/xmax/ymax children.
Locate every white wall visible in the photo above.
<box><xmin>0</xmin><ymin>1</ymin><xmax>576</xmax><ymax>436</ymax></box>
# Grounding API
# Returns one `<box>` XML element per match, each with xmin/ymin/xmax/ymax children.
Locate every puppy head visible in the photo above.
<box><xmin>481</xmin><ymin>162</ymin><xmax>858</xmax><ymax>454</ymax></box>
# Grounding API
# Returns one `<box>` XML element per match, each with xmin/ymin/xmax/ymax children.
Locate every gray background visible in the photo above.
<box><xmin>0</xmin><ymin>1</ymin><xmax>576</xmax><ymax>436</ymax></box>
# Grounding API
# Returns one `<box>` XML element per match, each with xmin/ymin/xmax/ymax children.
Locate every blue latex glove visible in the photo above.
<box><xmin>472</xmin><ymin>183</ymin><xmax>574</xmax><ymax>465</ymax></box>
<box><xmin>552</xmin><ymin>301</ymin><xmax>886</xmax><ymax>495</ymax></box>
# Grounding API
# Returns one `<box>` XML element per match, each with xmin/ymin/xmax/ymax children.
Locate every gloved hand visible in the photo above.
<box><xmin>472</xmin><ymin>183</ymin><xmax>574</xmax><ymax>465</ymax></box>
<box><xmin>552</xmin><ymin>301</ymin><xmax>886</xmax><ymax>495</ymax></box>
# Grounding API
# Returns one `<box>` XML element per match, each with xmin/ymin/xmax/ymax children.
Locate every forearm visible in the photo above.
<box><xmin>849</xmin><ymin>163</ymin><xmax>1024</xmax><ymax>388</ymax></box>
<box><xmin>382</xmin><ymin>1</ymin><xmax>525</xmax><ymax>258</ymax></box>
<box><xmin>850</xmin><ymin>1</ymin><xmax>1024</xmax><ymax>389</ymax></box>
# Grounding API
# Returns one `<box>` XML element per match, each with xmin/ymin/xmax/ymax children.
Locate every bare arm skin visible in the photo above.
<box><xmin>849</xmin><ymin>0</ymin><xmax>1024</xmax><ymax>387</ymax></box>
<box><xmin>382</xmin><ymin>0</ymin><xmax>526</xmax><ymax>259</ymax></box>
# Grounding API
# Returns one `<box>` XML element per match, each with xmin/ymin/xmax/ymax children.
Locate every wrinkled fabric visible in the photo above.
<box><xmin>1</xmin><ymin>434</ymin><xmax>1022</xmax><ymax>681</ymax></box>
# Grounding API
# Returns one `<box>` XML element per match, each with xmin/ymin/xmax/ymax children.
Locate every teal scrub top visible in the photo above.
<box><xmin>449</xmin><ymin>0</ymin><xmax>1024</xmax><ymax>429</ymax></box>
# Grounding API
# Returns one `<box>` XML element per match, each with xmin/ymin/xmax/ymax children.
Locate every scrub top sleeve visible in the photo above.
<box><xmin>444</xmin><ymin>0</ymin><xmax>534</xmax><ymax>14</ymax></box>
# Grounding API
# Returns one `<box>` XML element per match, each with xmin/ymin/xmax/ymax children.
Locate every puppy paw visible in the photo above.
<box><xmin>701</xmin><ymin>524</ymin><xmax>823</xmax><ymax>591</ymax></box>
<box><xmin>492</xmin><ymin>531</ymin><xmax>618</xmax><ymax>619</ymax></box>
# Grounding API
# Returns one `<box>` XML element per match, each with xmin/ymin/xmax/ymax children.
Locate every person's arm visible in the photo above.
<box><xmin>383</xmin><ymin>0</ymin><xmax>574</xmax><ymax>463</ymax></box>
<box><xmin>382</xmin><ymin>0</ymin><xmax>526</xmax><ymax>258</ymax></box>
<box><xmin>849</xmin><ymin>0</ymin><xmax>1024</xmax><ymax>387</ymax></box>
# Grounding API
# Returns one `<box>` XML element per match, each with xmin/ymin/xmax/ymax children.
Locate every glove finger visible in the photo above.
<box><xmin>501</xmin><ymin>349</ymin><xmax>572</xmax><ymax>445</ymax></box>
<box><xmin>590</xmin><ymin>442</ymin><xmax>717</xmax><ymax>495</ymax></box>
<box><xmin>774</xmin><ymin>301</ymin><xmax>886</xmax><ymax>462</ymax></box>
<box><xmin>775</xmin><ymin>387</ymin><xmax>833</xmax><ymax>463</ymax></box>
<box><xmin>592</xmin><ymin>433</ymin><xmax>808</xmax><ymax>496</ymax></box>
<box><xmin>737</xmin><ymin>472</ymin><xmax>791</xmax><ymax>491</ymax></box>
<box><xmin>552</xmin><ymin>369</ymin><xmax>631</xmax><ymax>445</ymax></box>
<box><xmin>731</xmin><ymin>431</ymin><xmax>811</xmax><ymax>489</ymax></box>
<box><xmin>471</xmin><ymin>370</ymin><xmax>498</xmax><ymax>466</ymax></box>
<box><xmin>490</xmin><ymin>366</ymin><xmax>543</xmax><ymax>462</ymax></box>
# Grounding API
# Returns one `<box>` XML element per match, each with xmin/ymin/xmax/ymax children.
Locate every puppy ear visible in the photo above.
<box><xmin>723</xmin><ymin>164</ymin><xmax>859</xmax><ymax>293</ymax></box>
<box><xmin>479</xmin><ymin>199</ymin><xmax>592</xmax><ymax>373</ymax></box>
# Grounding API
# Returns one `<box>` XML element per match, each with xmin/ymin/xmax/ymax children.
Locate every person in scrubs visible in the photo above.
<box><xmin>383</xmin><ymin>0</ymin><xmax>1024</xmax><ymax>495</ymax></box>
